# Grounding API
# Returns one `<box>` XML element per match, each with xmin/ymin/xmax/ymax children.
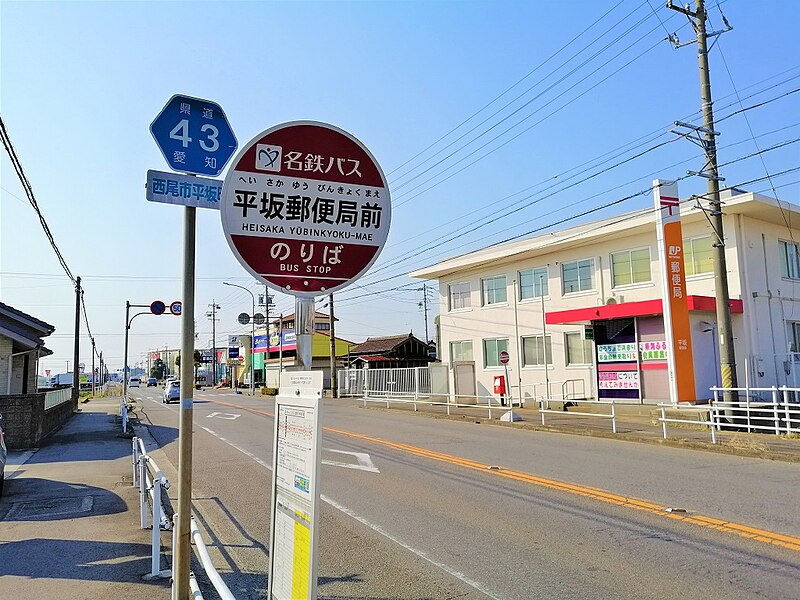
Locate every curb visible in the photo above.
<box><xmin>359</xmin><ymin>404</ymin><xmax>799</xmax><ymax>464</ymax></box>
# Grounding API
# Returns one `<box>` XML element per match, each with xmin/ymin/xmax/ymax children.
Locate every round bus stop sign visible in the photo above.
<box><xmin>499</xmin><ymin>350</ymin><xmax>510</xmax><ymax>365</ymax></box>
<box><xmin>221</xmin><ymin>121</ymin><xmax>391</xmax><ymax>296</ymax></box>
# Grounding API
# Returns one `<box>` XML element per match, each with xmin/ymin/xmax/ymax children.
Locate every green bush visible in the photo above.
<box><xmin>261</xmin><ymin>387</ymin><xmax>278</xmax><ymax>396</ymax></box>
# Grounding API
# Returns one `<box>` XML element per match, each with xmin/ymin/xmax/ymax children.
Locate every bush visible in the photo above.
<box><xmin>261</xmin><ymin>387</ymin><xmax>278</xmax><ymax>396</ymax></box>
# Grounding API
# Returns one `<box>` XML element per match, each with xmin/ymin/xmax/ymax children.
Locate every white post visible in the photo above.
<box><xmin>171</xmin><ymin>514</ymin><xmax>178</xmax><ymax>600</ymax></box>
<box><xmin>660</xmin><ymin>405</ymin><xmax>667</xmax><ymax>439</ymax></box>
<box><xmin>783</xmin><ymin>387</ymin><xmax>792</xmax><ymax>434</ymax></box>
<box><xmin>139</xmin><ymin>457</ymin><xmax>148</xmax><ymax>529</ymax></box>
<box><xmin>132</xmin><ymin>438</ymin><xmax>138</xmax><ymax>487</ymax></box>
<box><xmin>540</xmin><ymin>400</ymin><xmax>546</xmax><ymax>426</ymax></box>
<box><xmin>151</xmin><ymin>472</ymin><xmax>163</xmax><ymax>577</ymax></box>
<box><xmin>772</xmin><ymin>386</ymin><xmax>780</xmax><ymax>435</ymax></box>
<box><xmin>610</xmin><ymin>400</ymin><xmax>617</xmax><ymax>434</ymax></box>
<box><xmin>709</xmin><ymin>407</ymin><xmax>717</xmax><ymax>444</ymax></box>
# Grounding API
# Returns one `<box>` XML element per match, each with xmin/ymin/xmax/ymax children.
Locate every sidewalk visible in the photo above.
<box><xmin>355</xmin><ymin>397</ymin><xmax>800</xmax><ymax>462</ymax></box>
<box><xmin>0</xmin><ymin>398</ymin><xmax>169</xmax><ymax>599</ymax></box>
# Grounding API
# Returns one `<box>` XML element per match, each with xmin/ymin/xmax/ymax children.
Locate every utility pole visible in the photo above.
<box><xmin>72</xmin><ymin>277</ymin><xmax>81</xmax><ymax>406</ymax></box>
<box><xmin>419</xmin><ymin>283</ymin><xmax>430</xmax><ymax>344</ymax></box>
<box><xmin>206</xmin><ymin>301</ymin><xmax>220</xmax><ymax>385</ymax></box>
<box><xmin>328</xmin><ymin>293</ymin><xmax>337</xmax><ymax>398</ymax></box>
<box><xmin>91</xmin><ymin>339</ymin><xmax>96</xmax><ymax>397</ymax></box>
<box><xmin>668</xmin><ymin>0</ymin><xmax>738</xmax><ymax>402</ymax></box>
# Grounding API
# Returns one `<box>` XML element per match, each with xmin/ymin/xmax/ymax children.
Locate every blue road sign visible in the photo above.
<box><xmin>150</xmin><ymin>300</ymin><xmax>166</xmax><ymax>316</ymax></box>
<box><xmin>150</xmin><ymin>94</ymin><xmax>237</xmax><ymax>177</ymax></box>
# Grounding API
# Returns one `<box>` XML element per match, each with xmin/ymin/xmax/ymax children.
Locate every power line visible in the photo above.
<box><xmin>0</xmin><ymin>116</ymin><xmax>76</xmax><ymax>285</ymax></box>
<box><xmin>336</xmin><ymin>145</ymin><xmax>800</xmax><ymax>306</ymax></box>
<box><xmin>386</xmin><ymin>1</ymin><xmax>627</xmax><ymax>178</ymax></box>
<box><xmin>390</xmin><ymin>2</ymin><xmax>654</xmax><ymax>188</ymax></box>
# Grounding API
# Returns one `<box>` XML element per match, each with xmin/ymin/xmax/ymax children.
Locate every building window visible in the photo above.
<box><xmin>522</xmin><ymin>335</ymin><xmax>552</xmax><ymax>367</ymax></box>
<box><xmin>448</xmin><ymin>282</ymin><xmax>471</xmax><ymax>311</ymax></box>
<box><xmin>684</xmin><ymin>236</ymin><xmax>714</xmax><ymax>276</ymax></box>
<box><xmin>611</xmin><ymin>248</ymin><xmax>651</xmax><ymax>287</ymax></box>
<box><xmin>481</xmin><ymin>276</ymin><xmax>508</xmax><ymax>306</ymax></box>
<box><xmin>450</xmin><ymin>340</ymin><xmax>473</xmax><ymax>363</ymax></box>
<box><xmin>519</xmin><ymin>267</ymin><xmax>549</xmax><ymax>300</ymax></box>
<box><xmin>565</xmin><ymin>332</ymin><xmax>592</xmax><ymax>365</ymax></box>
<box><xmin>779</xmin><ymin>240</ymin><xmax>800</xmax><ymax>280</ymax></box>
<box><xmin>483</xmin><ymin>338</ymin><xmax>509</xmax><ymax>368</ymax></box>
<box><xmin>787</xmin><ymin>322</ymin><xmax>800</xmax><ymax>353</ymax></box>
<box><xmin>562</xmin><ymin>259</ymin><xmax>595</xmax><ymax>294</ymax></box>
<box><xmin>314</xmin><ymin>322</ymin><xmax>330</xmax><ymax>331</ymax></box>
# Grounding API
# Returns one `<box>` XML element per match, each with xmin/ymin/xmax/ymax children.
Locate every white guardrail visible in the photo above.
<box><xmin>362</xmin><ymin>394</ymin><xmax>516</xmax><ymax>419</ymax></box>
<box><xmin>131</xmin><ymin>437</ymin><xmax>236</xmax><ymax>599</ymax></box>
<box><xmin>658</xmin><ymin>386</ymin><xmax>800</xmax><ymax>443</ymax></box>
<box><xmin>537</xmin><ymin>398</ymin><xmax>617</xmax><ymax>433</ymax></box>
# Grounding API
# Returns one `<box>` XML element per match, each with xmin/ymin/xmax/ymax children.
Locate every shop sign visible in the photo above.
<box><xmin>599</xmin><ymin>371</ymin><xmax>640</xmax><ymax>390</ymax></box>
<box><xmin>639</xmin><ymin>340</ymin><xmax>668</xmax><ymax>361</ymax></box>
<box><xmin>597</xmin><ymin>343</ymin><xmax>638</xmax><ymax>362</ymax></box>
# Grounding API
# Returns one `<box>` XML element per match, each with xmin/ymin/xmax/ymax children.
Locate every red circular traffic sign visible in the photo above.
<box><xmin>499</xmin><ymin>350</ymin><xmax>510</xmax><ymax>365</ymax></box>
<box><xmin>150</xmin><ymin>300</ymin><xmax>166</xmax><ymax>316</ymax></box>
<box><xmin>169</xmin><ymin>301</ymin><xmax>182</xmax><ymax>316</ymax></box>
<box><xmin>221</xmin><ymin>121</ymin><xmax>391</xmax><ymax>297</ymax></box>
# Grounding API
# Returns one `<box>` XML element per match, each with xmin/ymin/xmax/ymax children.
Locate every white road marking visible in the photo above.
<box><xmin>323</xmin><ymin>449</ymin><xmax>380</xmax><ymax>473</ymax></box>
<box><xmin>206</xmin><ymin>412</ymin><xmax>241</xmax><ymax>420</ymax></box>
<box><xmin>199</xmin><ymin>425</ymin><xmax>500</xmax><ymax>600</ymax></box>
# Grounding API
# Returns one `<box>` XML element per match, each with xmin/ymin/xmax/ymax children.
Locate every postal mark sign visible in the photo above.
<box><xmin>221</xmin><ymin>121</ymin><xmax>391</xmax><ymax>296</ymax></box>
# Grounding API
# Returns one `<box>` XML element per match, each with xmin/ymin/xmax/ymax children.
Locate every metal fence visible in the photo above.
<box><xmin>658</xmin><ymin>386</ymin><xmax>800</xmax><ymax>443</ymax></box>
<box><xmin>538</xmin><ymin>398</ymin><xmax>617</xmax><ymax>433</ymax></box>
<box><xmin>131</xmin><ymin>436</ymin><xmax>237</xmax><ymax>599</ymax></box>
<box><xmin>44</xmin><ymin>387</ymin><xmax>73</xmax><ymax>410</ymax></box>
<box><xmin>339</xmin><ymin>367</ymin><xmax>430</xmax><ymax>398</ymax></box>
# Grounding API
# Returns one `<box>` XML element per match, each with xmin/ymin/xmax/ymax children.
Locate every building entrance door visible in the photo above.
<box><xmin>453</xmin><ymin>361</ymin><xmax>477</xmax><ymax>404</ymax></box>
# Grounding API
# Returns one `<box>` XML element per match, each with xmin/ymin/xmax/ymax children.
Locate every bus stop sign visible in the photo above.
<box><xmin>220</xmin><ymin>121</ymin><xmax>391</xmax><ymax>297</ymax></box>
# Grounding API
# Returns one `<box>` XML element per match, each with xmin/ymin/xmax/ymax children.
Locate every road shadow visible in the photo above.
<box><xmin>0</xmin><ymin>538</ymin><xmax>166</xmax><ymax>585</ymax></box>
<box><xmin>0</xmin><ymin>479</ymin><xmax>127</xmax><ymax>521</ymax></box>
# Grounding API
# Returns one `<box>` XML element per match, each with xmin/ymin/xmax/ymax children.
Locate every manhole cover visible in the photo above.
<box><xmin>6</xmin><ymin>496</ymin><xmax>94</xmax><ymax>520</ymax></box>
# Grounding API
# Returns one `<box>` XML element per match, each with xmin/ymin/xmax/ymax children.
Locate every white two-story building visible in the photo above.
<box><xmin>411</xmin><ymin>189</ymin><xmax>800</xmax><ymax>404</ymax></box>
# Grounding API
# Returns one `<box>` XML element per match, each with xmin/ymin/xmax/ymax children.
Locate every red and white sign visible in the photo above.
<box><xmin>599</xmin><ymin>371</ymin><xmax>640</xmax><ymax>390</ymax></box>
<box><xmin>499</xmin><ymin>350</ymin><xmax>510</xmax><ymax>365</ymax></box>
<box><xmin>221</xmin><ymin>121</ymin><xmax>391</xmax><ymax>296</ymax></box>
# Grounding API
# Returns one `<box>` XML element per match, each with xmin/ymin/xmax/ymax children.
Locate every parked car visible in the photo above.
<box><xmin>146</xmin><ymin>377</ymin><xmax>158</xmax><ymax>387</ymax></box>
<box><xmin>164</xmin><ymin>380</ymin><xmax>180</xmax><ymax>404</ymax></box>
<box><xmin>0</xmin><ymin>413</ymin><xmax>7</xmax><ymax>497</ymax></box>
<box><xmin>129</xmin><ymin>378</ymin><xmax>141</xmax><ymax>388</ymax></box>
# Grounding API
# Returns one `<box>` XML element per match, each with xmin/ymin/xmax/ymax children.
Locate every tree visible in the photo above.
<box><xmin>175</xmin><ymin>350</ymin><xmax>205</xmax><ymax>382</ymax></box>
<box><xmin>150</xmin><ymin>358</ymin><xmax>165</xmax><ymax>380</ymax></box>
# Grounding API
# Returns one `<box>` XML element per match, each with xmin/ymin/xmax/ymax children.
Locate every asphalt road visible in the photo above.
<box><xmin>129</xmin><ymin>386</ymin><xmax>800</xmax><ymax>599</ymax></box>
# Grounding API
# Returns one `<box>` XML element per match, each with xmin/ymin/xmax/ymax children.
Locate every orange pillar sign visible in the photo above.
<box><xmin>654</xmin><ymin>180</ymin><xmax>696</xmax><ymax>403</ymax></box>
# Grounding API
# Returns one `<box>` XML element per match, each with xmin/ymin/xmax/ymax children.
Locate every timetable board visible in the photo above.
<box><xmin>268</xmin><ymin>371</ymin><xmax>323</xmax><ymax>599</ymax></box>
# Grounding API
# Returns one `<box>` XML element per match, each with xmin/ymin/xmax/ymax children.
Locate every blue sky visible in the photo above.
<box><xmin>2</xmin><ymin>0</ymin><xmax>799</xmax><ymax>374</ymax></box>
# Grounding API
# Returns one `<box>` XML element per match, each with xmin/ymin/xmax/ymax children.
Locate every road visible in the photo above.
<box><xmin>129</xmin><ymin>386</ymin><xmax>800</xmax><ymax>599</ymax></box>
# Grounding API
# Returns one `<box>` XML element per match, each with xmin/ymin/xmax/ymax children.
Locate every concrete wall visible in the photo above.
<box><xmin>0</xmin><ymin>392</ymin><xmax>74</xmax><ymax>449</ymax></box>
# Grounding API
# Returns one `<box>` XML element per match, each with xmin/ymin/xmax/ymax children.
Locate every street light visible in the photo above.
<box><xmin>223</xmin><ymin>282</ymin><xmax>256</xmax><ymax>396</ymax></box>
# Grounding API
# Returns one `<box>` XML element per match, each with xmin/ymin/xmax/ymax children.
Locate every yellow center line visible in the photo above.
<box><xmin>204</xmin><ymin>396</ymin><xmax>800</xmax><ymax>553</ymax></box>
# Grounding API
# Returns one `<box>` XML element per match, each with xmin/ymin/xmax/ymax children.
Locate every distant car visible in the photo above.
<box><xmin>164</xmin><ymin>380</ymin><xmax>180</xmax><ymax>404</ymax></box>
<box><xmin>0</xmin><ymin>413</ymin><xmax>7</xmax><ymax>497</ymax></box>
<box><xmin>147</xmin><ymin>378</ymin><xmax>158</xmax><ymax>387</ymax></box>
<box><xmin>129</xmin><ymin>378</ymin><xmax>141</xmax><ymax>388</ymax></box>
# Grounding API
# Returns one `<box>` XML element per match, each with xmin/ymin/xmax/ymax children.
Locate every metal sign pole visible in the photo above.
<box><xmin>175</xmin><ymin>206</ymin><xmax>196</xmax><ymax>600</ymax></box>
<box><xmin>296</xmin><ymin>297</ymin><xmax>315</xmax><ymax>371</ymax></box>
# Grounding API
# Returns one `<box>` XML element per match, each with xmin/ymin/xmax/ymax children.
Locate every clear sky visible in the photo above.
<box><xmin>2</xmin><ymin>0</ymin><xmax>799</xmax><ymax>375</ymax></box>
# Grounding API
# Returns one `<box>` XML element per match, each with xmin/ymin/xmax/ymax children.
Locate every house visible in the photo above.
<box><xmin>347</xmin><ymin>333</ymin><xmax>435</xmax><ymax>369</ymax></box>
<box><xmin>411</xmin><ymin>188</ymin><xmax>800</xmax><ymax>404</ymax></box>
<box><xmin>0</xmin><ymin>302</ymin><xmax>55</xmax><ymax>395</ymax></box>
<box><xmin>0</xmin><ymin>303</ymin><xmax>73</xmax><ymax>449</ymax></box>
